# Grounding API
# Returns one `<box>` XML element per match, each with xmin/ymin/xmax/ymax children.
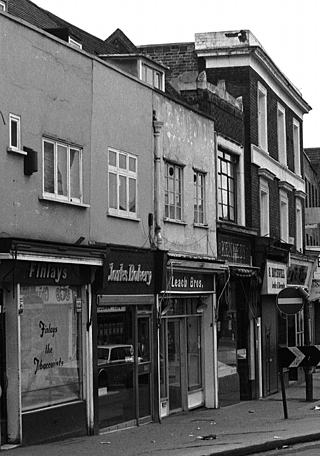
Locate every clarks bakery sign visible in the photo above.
<box><xmin>102</xmin><ymin>247</ymin><xmax>155</xmax><ymax>295</ymax></box>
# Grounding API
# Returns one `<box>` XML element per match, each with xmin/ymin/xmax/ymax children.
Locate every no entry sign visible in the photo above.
<box><xmin>276</xmin><ymin>286</ymin><xmax>306</xmax><ymax>315</ymax></box>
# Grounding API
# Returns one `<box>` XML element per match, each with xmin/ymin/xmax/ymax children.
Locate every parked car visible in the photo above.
<box><xmin>98</xmin><ymin>344</ymin><xmax>142</xmax><ymax>390</ymax></box>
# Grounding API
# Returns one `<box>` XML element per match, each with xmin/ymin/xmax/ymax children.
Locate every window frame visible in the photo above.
<box><xmin>8</xmin><ymin>113</ymin><xmax>22</xmax><ymax>153</ymax></box>
<box><xmin>293</xmin><ymin>118</ymin><xmax>301</xmax><ymax>176</ymax></box>
<box><xmin>279</xmin><ymin>189</ymin><xmax>289</xmax><ymax>243</ymax></box>
<box><xmin>193</xmin><ymin>170</ymin><xmax>206</xmax><ymax>225</ymax></box>
<box><xmin>217</xmin><ymin>148</ymin><xmax>237</xmax><ymax>223</ymax></box>
<box><xmin>257</xmin><ymin>82</ymin><xmax>268</xmax><ymax>152</ymax></box>
<box><xmin>42</xmin><ymin>138</ymin><xmax>83</xmax><ymax>205</ymax></box>
<box><xmin>108</xmin><ymin>148</ymin><xmax>138</xmax><ymax>219</ymax></box>
<box><xmin>295</xmin><ymin>197</ymin><xmax>303</xmax><ymax>252</ymax></box>
<box><xmin>277</xmin><ymin>103</ymin><xmax>287</xmax><ymax>166</ymax></box>
<box><xmin>260</xmin><ymin>179</ymin><xmax>270</xmax><ymax>237</ymax></box>
<box><xmin>164</xmin><ymin>161</ymin><xmax>184</xmax><ymax>222</ymax></box>
<box><xmin>0</xmin><ymin>1</ymin><xmax>6</xmax><ymax>11</ymax></box>
<box><xmin>68</xmin><ymin>37</ymin><xmax>82</xmax><ymax>50</ymax></box>
<box><xmin>140</xmin><ymin>62</ymin><xmax>164</xmax><ymax>91</ymax></box>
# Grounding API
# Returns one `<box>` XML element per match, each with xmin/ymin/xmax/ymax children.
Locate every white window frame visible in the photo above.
<box><xmin>68</xmin><ymin>37</ymin><xmax>82</xmax><ymax>49</ymax></box>
<box><xmin>164</xmin><ymin>161</ymin><xmax>184</xmax><ymax>221</ymax></box>
<box><xmin>8</xmin><ymin>113</ymin><xmax>23</xmax><ymax>154</ymax></box>
<box><xmin>257</xmin><ymin>82</ymin><xmax>268</xmax><ymax>152</ymax></box>
<box><xmin>108</xmin><ymin>148</ymin><xmax>138</xmax><ymax>219</ymax></box>
<box><xmin>280</xmin><ymin>189</ymin><xmax>289</xmax><ymax>243</ymax></box>
<box><xmin>293</xmin><ymin>119</ymin><xmax>301</xmax><ymax>176</ymax></box>
<box><xmin>0</xmin><ymin>1</ymin><xmax>6</xmax><ymax>11</ymax></box>
<box><xmin>217</xmin><ymin>136</ymin><xmax>245</xmax><ymax>226</ymax></box>
<box><xmin>260</xmin><ymin>179</ymin><xmax>270</xmax><ymax>237</ymax></box>
<box><xmin>140</xmin><ymin>61</ymin><xmax>164</xmax><ymax>91</ymax></box>
<box><xmin>194</xmin><ymin>170</ymin><xmax>206</xmax><ymax>225</ymax></box>
<box><xmin>42</xmin><ymin>138</ymin><xmax>83</xmax><ymax>204</ymax></box>
<box><xmin>296</xmin><ymin>197</ymin><xmax>303</xmax><ymax>252</ymax></box>
<box><xmin>277</xmin><ymin>103</ymin><xmax>287</xmax><ymax>166</ymax></box>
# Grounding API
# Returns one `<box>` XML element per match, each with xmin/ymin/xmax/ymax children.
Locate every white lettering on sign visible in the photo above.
<box><xmin>107</xmin><ymin>263</ymin><xmax>152</xmax><ymax>286</ymax></box>
<box><xmin>171</xmin><ymin>276</ymin><xmax>204</xmax><ymax>289</ymax></box>
<box><xmin>28</xmin><ymin>263</ymin><xmax>68</xmax><ymax>283</ymax></box>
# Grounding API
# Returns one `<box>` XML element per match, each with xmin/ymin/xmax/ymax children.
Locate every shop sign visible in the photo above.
<box><xmin>102</xmin><ymin>247</ymin><xmax>156</xmax><ymax>295</ymax></box>
<box><xmin>169</xmin><ymin>271</ymin><xmax>214</xmax><ymax>293</ymax></box>
<box><xmin>287</xmin><ymin>263</ymin><xmax>308</xmax><ymax>286</ymax></box>
<box><xmin>15</xmin><ymin>261</ymin><xmax>91</xmax><ymax>285</ymax></box>
<box><xmin>217</xmin><ymin>234</ymin><xmax>251</xmax><ymax>264</ymax></box>
<box><xmin>261</xmin><ymin>260</ymin><xmax>287</xmax><ymax>295</ymax></box>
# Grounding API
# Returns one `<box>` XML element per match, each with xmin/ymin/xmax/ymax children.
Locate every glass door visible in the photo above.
<box><xmin>137</xmin><ymin>313</ymin><xmax>152</xmax><ymax>423</ymax></box>
<box><xmin>168</xmin><ymin>319</ymin><xmax>182</xmax><ymax>412</ymax></box>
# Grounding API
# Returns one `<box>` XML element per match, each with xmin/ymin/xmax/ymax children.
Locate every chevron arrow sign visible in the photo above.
<box><xmin>279</xmin><ymin>345</ymin><xmax>320</xmax><ymax>368</ymax></box>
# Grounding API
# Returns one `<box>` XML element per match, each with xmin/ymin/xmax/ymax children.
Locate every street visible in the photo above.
<box><xmin>251</xmin><ymin>440</ymin><xmax>320</xmax><ymax>455</ymax></box>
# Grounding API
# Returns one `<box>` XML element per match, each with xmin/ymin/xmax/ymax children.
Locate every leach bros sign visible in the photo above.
<box><xmin>170</xmin><ymin>271</ymin><xmax>214</xmax><ymax>293</ymax></box>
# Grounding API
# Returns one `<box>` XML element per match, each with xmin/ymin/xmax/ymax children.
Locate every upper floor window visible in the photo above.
<box><xmin>279</xmin><ymin>188</ymin><xmax>289</xmax><ymax>243</ymax></box>
<box><xmin>194</xmin><ymin>171</ymin><xmax>206</xmax><ymax>225</ymax></box>
<box><xmin>108</xmin><ymin>148</ymin><xmax>137</xmax><ymax>218</ymax></box>
<box><xmin>0</xmin><ymin>1</ymin><xmax>6</xmax><ymax>11</ymax></box>
<box><xmin>260</xmin><ymin>179</ymin><xmax>270</xmax><ymax>237</ymax></box>
<box><xmin>9</xmin><ymin>113</ymin><xmax>21</xmax><ymax>152</ymax></box>
<box><xmin>68</xmin><ymin>37</ymin><xmax>82</xmax><ymax>50</ymax></box>
<box><xmin>258</xmin><ymin>82</ymin><xmax>268</xmax><ymax>151</ymax></box>
<box><xmin>293</xmin><ymin>119</ymin><xmax>301</xmax><ymax>176</ymax></box>
<box><xmin>218</xmin><ymin>149</ymin><xmax>237</xmax><ymax>222</ymax></box>
<box><xmin>277</xmin><ymin>103</ymin><xmax>287</xmax><ymax>165</ymax></box>
<box><xmin>296</xmin><ymin>198</ymin><xmax>303</xmax><ymax>252</ymax></box>
<box><xmin>165</xmin><ymin>162</ymin><xmax>183</xmax><ymax>221</ymax></box>
<box><xmin>141</xmin><ymin>63</ymin><xmax>164</xmax><ymax>90</ymax></box>
<box><xmin>43</xmin><ymin>138</ymin><xmax>83</xmax><ymax>204</ymax></box>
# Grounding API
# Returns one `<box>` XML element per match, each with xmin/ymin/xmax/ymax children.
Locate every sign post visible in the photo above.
<box><xmin>277</xmin><ymin>286</ymin><xmax>310</xmax><ymax>417</ymax></box>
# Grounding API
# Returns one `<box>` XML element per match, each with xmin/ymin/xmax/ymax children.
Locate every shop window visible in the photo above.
<box><xmin>43</xmin><ymin>138</ymin><xmax>83</xmax><ymax>204</ymax></box>
<box><xmin>278</xmin><ymin>310</ymin><xmax>304</xmax><ymax>347</ymax></box>
<box><xmin>194</xmin><ymin>170</ymin><xmax>206</xmax><ymax>225</ymax></box>
<box><xmin>165</xmin><ymin>161</ymin><xmax>183</xmax><ymax>221</ymax></box>
<box><xmin>108</xmin><ymin>148</ymin><xmax>137</xmax><ymax>218</ymax></box>
<box><xmin>20</xmin><ymin>285</ymin><xmax>82</xmax><ymax>412</ymax></box>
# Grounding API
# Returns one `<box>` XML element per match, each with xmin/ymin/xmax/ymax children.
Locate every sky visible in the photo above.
<box><xmin>33</xmin><ymin>0</ymin><xmax>320</xmax><ymax>148</ymax></box>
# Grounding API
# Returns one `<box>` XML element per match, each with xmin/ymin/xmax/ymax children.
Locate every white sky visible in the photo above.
<box><xmin>33</xmin><ymin>0</ymin><xmax>319</xmax><ymax>148</ymax></box>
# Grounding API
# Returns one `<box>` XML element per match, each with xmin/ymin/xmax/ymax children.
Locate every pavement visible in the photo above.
<box><xmin>4</xmin><ymin>371</ymin><xmax>320</xmax><ymax>456</ymax></box>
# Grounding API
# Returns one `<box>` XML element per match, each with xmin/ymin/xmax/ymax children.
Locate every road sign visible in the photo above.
<box><xmin>276</xmin><ymin>286</ymin><xmax>305</xmax><ymax>315</ymax></box>
<box><xmin>279</xmin><ymin>345</ymin><xmax>320</xmax><ymax>368</ymax></box>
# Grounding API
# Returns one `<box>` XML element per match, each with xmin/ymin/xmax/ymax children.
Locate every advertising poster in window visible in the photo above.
<box><xmin>20</xmin><ymin>285</ymin><xmax>81</xmax><ymax>411</ymax></box>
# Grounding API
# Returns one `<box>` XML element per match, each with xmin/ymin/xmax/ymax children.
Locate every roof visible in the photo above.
<box><xmin>7</xmin><ymin>0</ymin><xmax>118</xmax><ymax>55</ymax></box>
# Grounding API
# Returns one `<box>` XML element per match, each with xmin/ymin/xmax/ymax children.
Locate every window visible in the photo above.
<box><xmin>68</xmin><ymin>37</ymin><xmax>82</xmax><ymax>49</ymax></box>
<box><xmin>296</xmin><ymin>198</ymin><xmax>303</xmax><ymax>252</ymax></box>
<box><xmin>194</xmin><ymin>171</ymin><xmax>205</xmax><ymax>224</ymax></box>
<box><xmin>280</xmin><ymin>189</ymin><xmax>289</xmax><ymax>243</ymax></box>
<box><xmin>141</xmin><ymin>63</ymin><xmax>164</xmax><ymax>90</ymax></box>
<box><xmin>43</xmin><ymin>139</ymin><xmax>82</xmax><ymax>204</ymax></box>
<box><xmin>108</xmin><ymin>148</ymin><xmax>137</xmax><ymax>218</ymax></box>
<box><xmin>260</xmin><ymin>180</ymin><xmax>270</xmax><ymax>236</ymax></box>
<box><xmin>218</xmin><ymin>149</ymin><xmax>236</xmax><ymax>222</ymax></box>
<box><xmin>258</xmin><ymin>83</ymin><xmax>268</xmax><ymax>151</ymax></box>
<box><xmin>9</xmin><ymin>113</ymin><xmax>21</xmax><ymax>152</ymax></box>
<box><xmin>165</xmin><ymin>162</ymin><xmax>183</xmax><ymax>221</ymax></box>
<box><xmin>277</xmin><ymin>103</ymin><xmax>287</xmax><ymax>165</ymax></box>
<box><xmin>293</xmin><ymin>119</ymin><xmax>301</xmax><ymax>176</ymax></box>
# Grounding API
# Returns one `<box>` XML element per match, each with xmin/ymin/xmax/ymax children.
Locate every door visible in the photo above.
<box><xmin>167</xmin><ymin>319</ymin><xmax>182</xmax><ymax>412</ymax></box>
<box><xmin>0</xmin><ymin>296</ymin><xmax>7</xmax><ymax>444</ymax></box>
<box><xmin>137</xmin><ymin>313</ymin><xmax>152</xmax><ymax>423</ymax></box>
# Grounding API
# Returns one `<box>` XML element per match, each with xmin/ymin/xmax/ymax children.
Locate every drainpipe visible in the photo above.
<box><xmin>153</xmin><ymin>113</ymin><xmax>164</xmax><ymax>249</ymax></box>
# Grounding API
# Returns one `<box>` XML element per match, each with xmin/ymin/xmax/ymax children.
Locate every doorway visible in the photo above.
<box><xmin>97</xmin><ymin>305</ymin><xmax>153</xmax><ymax>429</ymax></box>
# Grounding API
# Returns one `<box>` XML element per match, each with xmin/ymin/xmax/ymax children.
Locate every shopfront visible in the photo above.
<box><xmin>217</xmin><ymin>232</ymin><xmax>259</xmax><ymax>404</ymax></box>
<box><xmin>0</xmin><ymin>238</ymin><xmax>103</xmax><ymax>446</ymax></box>
<box><xmin>94</xmin><ymin>246</ymin><xmax>162</xmax><ymax>431</ymax></box>
<box><xmin>158</xmin><ymin>254</ymin><xmax>226</xmax><ymax>417</ymax></box>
